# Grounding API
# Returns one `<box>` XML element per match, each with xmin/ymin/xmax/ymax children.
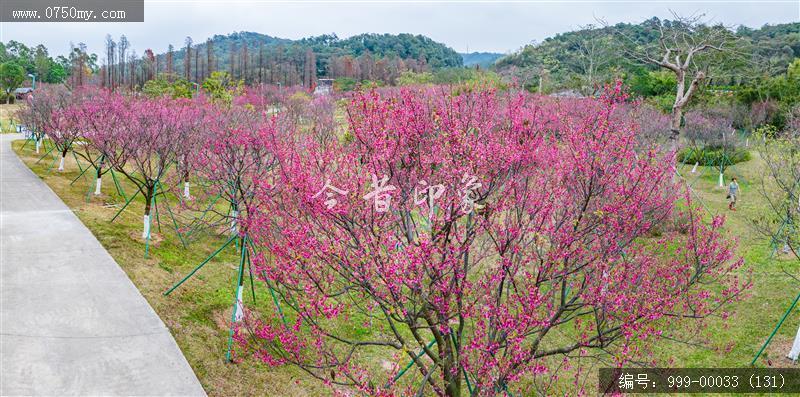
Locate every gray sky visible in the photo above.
<box><xmin>1</xmin><ymin>0</ymin><xmax>798</xmax><ymax>58</ymax></box>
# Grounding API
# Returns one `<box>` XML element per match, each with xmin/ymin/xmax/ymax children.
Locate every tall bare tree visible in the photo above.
<box><xmin>567</xmin><ymin>24</ymin><xmax>614</xmax><ymax>94</ymax></box>
<box><xmin>166</xmin><ymin>44</ymin><xmax>174</xmax><ymax>81</ymax></box>
<box><xmin>614</xmin><ymin>14</ymin><xmax>740</xmax><ymax>149</ymax></box>
<box><xmin>184</xmin><ymin>36</ymin><xmax>193</xmax><ymax>81</ymax></box>
<box><xmin>118</xmin><ymin>35</ymin><xmax>129</xmax><ymax>87</ymax></box>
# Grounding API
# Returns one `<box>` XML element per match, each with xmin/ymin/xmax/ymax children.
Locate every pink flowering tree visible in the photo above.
<box><xmin>90</xmin><ymin>94</ymin><xmax>193</xmax><ymax>239</ymax></box>
<box><xmin>17</xmin><ymin>84</ymin><xmax>78</xmax><ymax>161</ymax></box>
<box><xmin>73</xmin><ymin>89</ymin><xmax>130</xmax><ymax>196</ymax></box>
<box><xmin>240</xmin><ymin>85</ymin><xmax>747</xmax><ymax>396</ymax></box>
<box><xmin>164</xmin><ymin>102</ymin><xmax>288</xmax><ymax>361</ymax></box>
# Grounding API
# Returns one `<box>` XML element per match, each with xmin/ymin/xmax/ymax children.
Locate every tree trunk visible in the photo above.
<box><xmin>58</xmin><ymin>148</ymin><xmax>68</xmax><ymax>172</ymax></box>
<box><xmin>183</xmin><ymin>170</ymin><xmax>190</xmax><ymax>198</ymax></box>
<box><xmin>94</xmin><ymin>161</ymin><xmax>103</xmax><ymax>195</ymax></box>
<box><xmin>142</xmin><ymin>186</ymin><xmax>154</xmax><ymax>239</ymax></box>
<box><xmin>669</xmin><ymin>104</ymin><xmax>683</xmax><ymax>153</ymax></box>
<box><xmin>444</xmin><ymin>368</ymin><xmax>461</xmax><ymax>397</ymax></box>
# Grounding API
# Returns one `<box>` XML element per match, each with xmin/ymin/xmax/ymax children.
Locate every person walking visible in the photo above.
<box><xmin>728</xmin><ymin>177</ymin><xmax>740</xmax><ymax>211</ymax></box>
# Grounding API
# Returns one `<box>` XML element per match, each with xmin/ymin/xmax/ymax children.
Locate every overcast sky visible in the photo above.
<box><xmin>1</xmin><ymin>0</ymin><xmax>798</xmax><ymax>58</ymax></box>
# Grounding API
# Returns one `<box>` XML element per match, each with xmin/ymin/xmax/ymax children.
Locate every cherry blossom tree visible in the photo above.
<box><xmin>73</xmin><ymin>89</ymin><xmax>130</xmax><ymax>196</ymax></box>
<box><xmin>240</xmin><ymin>85</ymin><xmax>747</xmax><ymax>396</ymax></box>
<box><xmin>90</xmin><ymin>94</ymin><xmax>194</xmax><ymax>238</ymax></box>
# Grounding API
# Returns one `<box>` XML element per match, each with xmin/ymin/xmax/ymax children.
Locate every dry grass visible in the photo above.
<box><xmin>0</xmin><ymin>104</ymin><xmax>22</xmax><ymax>133</ymax></box>
<box><xmin>11</xmin><ymin>139</ymin><xmax>800</xmax><ymax>396</ymax></box>
<box><xmin>12</xmin><ymin>140</ymin><xmax>330</xmax><ymax>396</ymax></box>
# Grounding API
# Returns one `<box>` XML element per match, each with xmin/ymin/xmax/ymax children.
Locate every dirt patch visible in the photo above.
<box><xmin>128</xmin><ymin>230</ymin><xmax>164</xmax><ymax>247</ymax></box>
<box><xmin>758</xmin><ymin>335</ymin><xmax>800</xmax><ymax>366</ymax></box>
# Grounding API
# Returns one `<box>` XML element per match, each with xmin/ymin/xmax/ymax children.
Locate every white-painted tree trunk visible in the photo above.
<box><xmin>746</xmin><ymin>138</ymin><xmax>750</xmax><ymax>147</ymax></box>
<box><xmin>788</xmin><ymin>324</ymin><xmax>800</xmax><ymax>361</ymax></box>
<box><xmin>718</xmin><ymin>173</ymin><xmax>724</xmax><ymax>188</ymax></box>
<box><xmin>691</xmin><ymin>162</ymin><xmax>699</xmax><ymax>173</ymax></box>
<box><xmin>183</xmin><ymin>181</ymin><xmax>190</xmax><ymax>198</ymax></box>
<box><xmin>35</xmin><ymin>139</ymin><xmax>41</xmax><ymax>154</ymax></box>
<box><xmin>230</xmin><ymin>210</ymin><xmax>238</xmax><ymax>235</ymax></box>
<box><xmin>234</xmin><ymin>285</ymin><xmax>244</xmax><ymax>322</ymax></box>
<box><xmin>58</xmin><ymin>155</ymin><xmax>65</xmax><ymax>171</ymax></box>
<box><xmin>142</xmin><ymin>215</ymin><xmax>150</xmax><ymax>239</ymax></box>
<box><xmin>94</xmin><ymin>177</ymin><xmax>102</xmax><ymax>195</ymax></box>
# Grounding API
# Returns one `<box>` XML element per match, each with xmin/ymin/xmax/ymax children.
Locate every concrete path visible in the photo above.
<box><xmin>0</xmin><ymin>134</ymin><xmax>206</xmax><ymax>396</ymax></box>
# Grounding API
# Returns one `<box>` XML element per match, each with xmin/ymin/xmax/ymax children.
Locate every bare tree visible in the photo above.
<box><xmin>118</xmin><ymin>35</ymin><xmax>129</xmax><ymax>87</ymax></box>
<box><xmin>206</xmin><ymin>38</ymin><xmax>215</xmax><ymax>76</ymax></box>
<box><xmin>567</xmin><ymin>24</ymin><xmax>614</xmax><ymax>94</ymax></box>
<box><xmin>184</xmin><ymin>36</ymin><xmax>193</xmax><ymax>81</ymax></box>
<box><xmin>752</xmin><ymin>126</ymin><xmax>800</xmax><ymax>260</ymax></box>
<box><xmin>166</xmin><ymin>44</ymin><xmax>174</xmax><ymax>81</ymax></box>
<box><xmin>104</xmin><ymin>35</ymin><xmax>116</xmax><ymax>90</ymax></box>
<box><xmin>613</xmin><ymin>14</ymin><xmax>740</xmax><ymax>149</ymax></box>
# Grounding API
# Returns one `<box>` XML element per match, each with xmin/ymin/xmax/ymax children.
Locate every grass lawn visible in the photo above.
<box><xmin>11</xmin><ymin>139</ymin><xmax>328</xmax><ymax>396</ymax></box>
<box><xmin>1</xmin><ymin>104</ymin><xmax>21</xmax><ymax>133</ymax></box>
<box><xmin>11</xmin><ymin>139</ymin><xmax>800</xmax><ymax>396</ymax></box>
<box><xmin>662</xmin><ymin>156</ymin><xmax>800</xmax><ymax>370</ymax></box>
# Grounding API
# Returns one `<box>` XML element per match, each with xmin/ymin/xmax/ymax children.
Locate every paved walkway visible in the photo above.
<box><xmin>1</xmin><ymin>134</ymin><xmax>205</xmax><ymax>396</ymax></box>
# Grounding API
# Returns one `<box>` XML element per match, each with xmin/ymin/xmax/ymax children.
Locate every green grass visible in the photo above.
<box><xmin>12</xmin><ymin>140</ymin><xmax>329</xmax><ymax>397</ymax></box>
<box><xmin>664</xmin><ymin>157</ymin><xmax>799</xmax><ymax>369</ymax></box>
<box><xmin>0</xmin><ymin>104</ymin><xmax>21</xmax><ymax>133</ymax></box>
<box><xmin>11</xmin><ymin>139</ymin><xmax>800</xmax><ymax>396</ymax></box>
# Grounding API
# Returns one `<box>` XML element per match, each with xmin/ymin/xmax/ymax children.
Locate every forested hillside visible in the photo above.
<box><xmin>144</xmin><ymin>31</ymin><xmax>462</xmax><ymax>87</ymax></box>
<box><xmin>460</xmin><ymin>52</ymin><xmax>503</xmax><ymax>68</ymax></box>
<box><xmin>494</xmin><ymin>19</ymin><xmax>799</xmax><ymax>93</ymax></box>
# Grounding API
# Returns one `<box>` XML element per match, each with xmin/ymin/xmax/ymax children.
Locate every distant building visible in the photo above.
<box><xmin>550</xmin><ymin>89</ymin><xmax>585</xmax><ymax>99</ymax></box>
<box><xmin>314</xmin><ymin>79</ymin><xmax>334</xmax><ymax>96</ymax></box>
<box><xmin>14</xmin><ymin>87</ymin><xmax>33</xmax><ymax>100</ymax></box>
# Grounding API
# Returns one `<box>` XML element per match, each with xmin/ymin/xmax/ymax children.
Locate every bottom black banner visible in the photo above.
<box><xmin>599</xmin><ymin>368</ymin><xmax>800</xmax><ymax>394</ymax></box>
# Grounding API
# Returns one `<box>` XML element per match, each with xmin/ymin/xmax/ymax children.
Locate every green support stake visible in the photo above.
<box><xmin>246</xmin><ymin>239</ymin><xmax>287</xmax><ymax>325</ymax></box>
<box><xmin>70</xmin><ymin>164</ymin><xmax>92</xmax><ymax>186</ymax></box>
<box><xmin>110</xmin><ymin>188</ymin><xmax>141</xmax><ymax>223</ymax></box>
<box><xmin>449</xmin><ymin>332</ymin><xmax>474</xmax><ymax>396</ymax></box>
<box><xmin>163</xmin><ymin>235</ymin><xmax>237</xmax><ymax>296</ymax></box>
<box><xmin>159</xmin><ymin>186</ymin><xmax>189</xmax><ymax>249</ymax></box>
<box><xmin>751</xmin><ymin>291</ymin><xmax>800</xmax><ymax>365</ymax></box>
<box><xmin>226</xmin><ymin>236</ymin><xmax>247</xmax><ymax>362</ymax></box>
<box><xmin>389</xmin><ymin>338</ymin><xmax>437</xmax><ymax>387</ymax></box>
<box><xmin>35</xmin><ymin>141</ymin><xmax>57</xmax><ymax>164</ymax></box>
<box><xmin>110</xmin><ymin>169</ymin><xmax>127</xmax><ymax>200</ymax></box>
<box><xmin>72</xmin><ymin>151</ymin><xmax>86</xmax><ymax>174</ymax></box>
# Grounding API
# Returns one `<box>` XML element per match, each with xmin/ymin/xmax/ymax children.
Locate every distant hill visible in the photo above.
<box><xmin>494</xmin><ymin>19</ymin><xmax>800</xmax><ymax>90</ymax></box>
<box><xmin>157</xmin><ymin>31</ymin><xmax>462</xmax><ymax>85</ymax></box>
<box><xmin>460</xmin><ymin>52</ymin><xmax>503</xmax><ymax>68</ymax></box>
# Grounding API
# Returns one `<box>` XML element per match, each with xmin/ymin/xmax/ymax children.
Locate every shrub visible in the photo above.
<box><xmin>678</xmin><ymin>145</ymin><xmax>751</xmax><ymax>166</ymax></box>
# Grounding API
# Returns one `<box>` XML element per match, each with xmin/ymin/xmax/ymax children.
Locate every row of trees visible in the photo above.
<box><xmin>97</xmin><ymin>32</ymin><xmax>461</xmax><ymax>92</ymax></box>
<box><xmin>0</xmin><ymin>41</ymin><xmax>95</xmax><ymax>102</ymax></box>
<box><xmin>17</xmin><ymin>82</ymin><xmax>748</xmax><ymax>396</ymax></box>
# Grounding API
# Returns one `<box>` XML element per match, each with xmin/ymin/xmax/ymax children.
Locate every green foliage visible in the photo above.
<box><xmin>142</xmin><ymin>75</ymin><xmax>194</xmax><ymax>99</ymax></box>
<box><xmin>333</xmin><ymin>77</ymin><xmax>358</xmax><ymax>92</ymax></box>
<box><xmin>167</xmin><ymin>32</ymin><xmax>462</xmax><ymax>85</ymax></box>
<box><xmin>0</xmin><ymin>62</ymin><xmax>25</xmax><ymax>100</ymax></box>
<box><xmin>396</xmin><ymin>70</ymin><xmax>434</xmax><ymax>86</ymax></box>
<box><xmin>630</xmin><ymin>70</ymin><xmax>677</xmax><ymax>97</ymax></box>
<box><xmin>677</xmin><ymin>146</ymin><xmax>751</xmax><ymax>166</ymax></box>
<box><xmin>495</xmin><ymin>21</ymin><xmax>799</xmax><ymax>96</ymax></box>
<box><xmin>753</xmin><ymin>124</ymin><xmax>780</xmax><ymax>140</ymax></box>
<box><xmin>202</xmin><ymin>71</ymin><xmax>242</xmax><ymax>103</ymax></box>
<box><xmin>0</xmin><ymin>41</ymin><xmax>71</xmax><ymax>83</ymax></box>
<box><xmin>396</xmin><ymin>68</ymin><xmax>505</xmax><ymax>88</ymax></box>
